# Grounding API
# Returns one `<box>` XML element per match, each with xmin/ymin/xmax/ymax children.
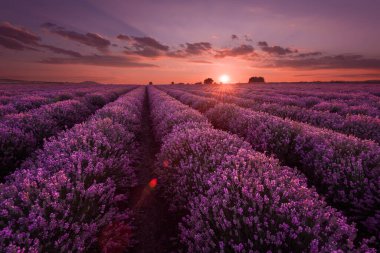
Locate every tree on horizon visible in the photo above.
<box><xmin>204</xmin><ymin>78</ymin><xmax>214</xmax><ymax>84</ymax></box>
<box><xmin>249</xmin><ymin>76</ymin><xmax>265</xmax><ymax>83</ymax></box>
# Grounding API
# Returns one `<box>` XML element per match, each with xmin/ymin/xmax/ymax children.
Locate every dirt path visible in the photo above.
<box><xmin>129</xmin><ymin>88</ymin><xmax>179</xmax><ymax>253</ymax></box>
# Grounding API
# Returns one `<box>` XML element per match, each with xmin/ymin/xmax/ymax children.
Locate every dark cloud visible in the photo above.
<box><xmin>165</xmin><ymin>42</ymin><xmax>213</xmax><ymax>58</ymax></box>
<box><xmin>121</xmin><ymin>36</ymin><xmax>166</xmax><ymax>52</ymax></box>
<box><xmin>215</xmin><ymin>44</ymin><xmax>254</xmax><ymax>58</ymax></box>
<box><xmin>0</xmin><ymin>36</ymin><xmax>37</xmax><ymax>51</ymax></box>
<box><xmin>116</xmin><ymin>34</ymin><xmax>127</xmax><ymax>41</ymax></box>
<box><xmin>231</xmin><ymin>34</ymin><xmax>238</xmax><ymax>40</ymax></box>
<box><xmin>119</xmin><ymin>34</ymin><xmax>169</xmax><ymax>58</ymax></box>
<box><xmin>40</xmin><ymin>54</ymin><xmax>157</xmax><ymax>68</ymax></box>
<box><xmin>184</xmin><ymin>42</ymin><xmax>212</xmax><ymax>55</ymax></box>
<box><xmin>120</xmin><ymin>36</ymin><xmax>213</xmax><ymax>58</ymax></box>
<box><xmin>0</xmin><ymin>22</ymin><xmax>40</xmax><ymax>45</ymax></box>
<box><xmin>297</xmin><ymin>52</ymin><xmax>323</xmax><ymax>57</ymax></box>
<box><xmin>124</xmin><ymin>46</ymin><xmax>163</xmax><ymax>57</ymax></box>
<box><xmin>293</xmin><ymin>73</ymin><xmax>380</xmax><ymax>79</ymax></box>
<box><xmin>117</xmin><ymin>34</ymin><xmax>130</xmax><ymax>40</ymax></box>
<box><xmin>262</xmin><ymin>46</ymin><xmax>296</xmax><ymax>55</ymax></box>
<box><xmin>257</xmin><ymin>41</ymin><xmax>268</xmax><ymax>47</ymax></box>
<box><xmin>0</xmin><ymin>22</ymin><xmax>84</xmax><ymax>57</ymax></box>
<box><xmin>334</xmin><ymin>73</ymin><xmax>380</xmax><ymax>78</ymax></box>
<box><xmin>39</xmin><ymin>44</ymin><xmax>82</xmax><ymax>57</ymax></box>
<box><xmin>42</xmin><ymin>22</ymin><xmax>111</xmax><ymax>52</ymax></box>
<box><xmin>118</xmin><ymin>34</ymin><xmax>257</xmax><ymax>59</ymax></box>
<box><xmin>41</xmin><ymin>22</ymin><xmax>63</xmax><ymax>30</ymax></box>
<box><xmin>119</xmin><ymin>35</ymin><xmax>169</xmax><ymax>51</ymax></box>
<box><xmin>0</xmin><ymin>22</ymin><xmax>155</xmax><ymax>67</ymax></box>
<box><xmin>258</xmin><ymin>41</ymin><xmax>297</xmax><ymax>55</ymax></box>
<box><xmin>268</xmin><ymin>54</ymin><xmax>380</xmax><ymax>69</ymax></box>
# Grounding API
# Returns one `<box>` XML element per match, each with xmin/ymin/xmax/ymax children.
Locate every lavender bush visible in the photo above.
<box><xmin>166</xmin><ymin>88</ymin><xmax>380</xmax><ymax>143</ymax></box>
<box><xmin>156</xmin><ymin>127</ymin><xmax>252</xmax><ymax>210</ymax></box>
<box><xmin>0</xmin><ymin>88</ymin><xmax>133</xmax><ymax>178</ymax></box>
<box><xmin>12</xmin><ymin>95</ymin><xmax>49</xmax><ymax>112</ymax></box>
<box><xmin>0</xmin><ymin>85</ymin><xmax>132</xmax><ymax>119</ymax></box>
<box><xmin>0</xmin><ymin>87</ymin><xmax>145</xmax><ymax>252</ymax></box>
<box><xmin>179</xmin><ymin>150</ymin><xmax>360</xmax><ymax>252</ymax></box>
<box><xmin>148</xmin><ymin>87</ymin><xmax>209</xmax><ymax>143</ymax></box>
<box><xmin>0</xmin><ymin>104</ymin><xmax>17</xmax><ymax>118</ymax></box>
<box><xmin>201</xmin><ymin>85</ymin><xmax>380</xmax><ymax>117</ymax></box>
<box><xmin>0</xmin><ymin>82</ymin><xmax>378</xmax><ymax>252</ymax></box>
<box><xmin>148</xmin><ymin>86</ymin><xmax>370</xmax><ymax>252</ymax></box>
<box><xmin>162</xmin><ymin>87</ymin><xmax>380</xmax><ymax>241</ymax></box>
<box><xmin>205</xmin><ymin>103</ymin><xmax>380</xmax><ymax>240</ymax></box>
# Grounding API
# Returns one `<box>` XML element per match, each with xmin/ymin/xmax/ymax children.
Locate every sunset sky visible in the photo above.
<box><xmin>1</xmin><ymin>0</ymin><xmax>380</xmax><ymax>84</ymax></box>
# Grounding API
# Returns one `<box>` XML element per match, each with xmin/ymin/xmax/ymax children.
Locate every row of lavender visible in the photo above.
<box><xmin>1</xmin><ymin>96</ymin><xmax>58</xmax><ymax>118</ymax></box>
<box><xmin>0</xmin><ymin>84</ymin><xmax>120</xmax><ymax>118</ymax></box>
<box><xmin>162</xmin><ymin>87</ymin><xmax>380</xmax><ymax>242</ymax></box>
<box><xmin>148</xmin><ymin>87</ymin><xmax>373</xmax><ymax>252</ymax></box>
<box><xmin>0</xmin><ymin>83</ymin><xmax>115</xmax><ymax>97</ymax></box>
<box><xmin>248</xmin><ymin>86</ymin><xmax>380</xmax><ymax>108</ymax></box>
<box><xmin>172</xmin><ymin>88</ymin><xmax>380</xmax><ymax>144</ymax></box>
<box><xmin>229</xmin><ymin>82</ymin><xmax>380</xmax><ymax>97</ymax></box>
<box><xmin>1</xmin><ymin>88</ymin><xmax>92</xmax><ymax>118</ymax></box>
<box><xmin>0</xmin><ymin>87</ymin><xmax>145</xmax><ymax>252</ymax></box>
<box><xmin>241</xmin><ymin>89</ymin><xmax>380</xmax><ymax>117</ymax></box>
<box><xmin>232</xmin><ymin>84</ymin><xmax>380</xmax><ymax>113</ymax></box>
<box><xmin>185</xmin><ymin>84</ymin><xmax>380</xmax><ymax>117</ymax></box>
<box><xmin>0</xmin><ymin>86</ymin><xmax>134</xmax><ymax>179</ymax></box>
<box><xmin>245</xmin><ymin>87</ymin><xmax>380</xmax><ymax>109</ymax></box>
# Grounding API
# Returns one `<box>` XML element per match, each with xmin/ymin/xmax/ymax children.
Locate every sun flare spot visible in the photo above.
<box><xmin>149</xmin><ymin>178</ymin><xmax>158</xmax><ymax>189</ymax></box>
<box><xmin>219</xmin><ymin>74</ymin><xmax>230</xmax><ymax>84</ymax></box>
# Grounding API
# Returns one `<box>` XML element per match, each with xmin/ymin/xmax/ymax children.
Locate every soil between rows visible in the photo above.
<box><xmin>128</xmin><ymin>88</ymin><xmax>179</xmax><ymax>253</ymax></box>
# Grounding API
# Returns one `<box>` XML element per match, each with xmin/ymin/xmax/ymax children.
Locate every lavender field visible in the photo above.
<box><xmin>0</xmin><ymin>82</ymin><xmax>379</xmax><ymax>252</ymax></box>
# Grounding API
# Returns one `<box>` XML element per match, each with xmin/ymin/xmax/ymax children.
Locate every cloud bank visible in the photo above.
<box><xmin>1</xmin><ymin>21</ymin><xmax>380</xmax><ymax>71</ymax></box>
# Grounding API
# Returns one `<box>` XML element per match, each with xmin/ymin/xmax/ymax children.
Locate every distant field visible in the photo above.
<box><xmin>1</xmin><ymin>82</ymin><xmax>379</xmax><ymax>252</ymax></box>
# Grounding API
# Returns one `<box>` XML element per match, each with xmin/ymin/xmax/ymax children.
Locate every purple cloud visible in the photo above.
<box><xmin>231</xmin><ymin>34</ymin><xmax>238</xmax><ymax>40</ymax></box>
<box><xmin>0</xmin><ymin>22</ymin><xmax>156</xmax><ymax>67</ymax></box>
<box><xmin>215</xmin><ymin>44</ymin><xmax>254</xmax><ymax>58</ymax></box>
<box><xmin>118</xmin><ymin>35</ymin><xmax>169</xmax><ymax>51</ymax></box>
<box><xmin>119</xmin><ymin>34</ymin><xmax>170</xmax><ymax>57</ymax></box>
<box><xmin>165</xmin><ymin>42</ymin><xmax>213</xmax><ymax>58</ymax></box>
<box><xmin>267</xmin><ymin>54</ymin><xmax>380</xmax><ymax>69</ymax></box>
<box><xmin>184</xmin><ymin>42</ymin><xmax>212</xmax><ymax>55</ymax></box>
<box><xmin>0</xmin><ymin>36</ymin><xmax>37</xmax><ymax>51</ymax></box>
<box><xmin>119</xmin><ymin>35</ymin><xmax>215</xmax><ymax>58</ymax></box>
<box><xmin>258</xmin><ymin>41</ymin><xmax>297</xmax><ymax>55</ymax></box>
<box><xmin>117</xmin><ymin>34</ymin><xmax>130</xmax><ymax>40</ymax></box>
<box><xmin>42</xmin><ymin>23</ymin><xmax>111</xmax><ymax>52</ymax></box>
<box><xmin>258</xmin><ymin>41</ymin><xmax>268</xmax><ymax>47</ymax></box>
<box><xmin>39</xmin><ymin>44</ymin><xmax>82</xmax><ymax>57</ymax></box>
<box><xmin>297</xmin><ymin>52</ymin><xmax>323</xmax><ymax>57</ymax></box>
<box><xmin>0</xmin><ymin>22</ymin><xmax>40</xmax><ymax>45</ymax></box>
<box><xmin>40</xmin><ymin>54</ymin><xmax>157</xmax><ymax>68</ymax></box>
<box><xmin>0</xmin><ymin>22</ymin><xmax>84</xmax><ymax>57</ymax></box>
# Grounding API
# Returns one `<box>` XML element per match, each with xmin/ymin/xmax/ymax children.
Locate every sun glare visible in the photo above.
<box><xmin>219</xmin><ymin>74</ymin><xmax>230</xmax><ymax>84</ymax></box>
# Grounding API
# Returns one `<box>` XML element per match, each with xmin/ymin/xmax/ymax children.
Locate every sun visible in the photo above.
<box><xmin>219</xmin><ymin>74</ymin><xmax>230</xmax><ymax>84</ymax></box>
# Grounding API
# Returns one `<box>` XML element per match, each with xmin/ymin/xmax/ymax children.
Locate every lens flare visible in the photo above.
<box><xmin>149</xmin><ymin>178</ymin><xmax>158</xmax><ymax>189</ymax></box>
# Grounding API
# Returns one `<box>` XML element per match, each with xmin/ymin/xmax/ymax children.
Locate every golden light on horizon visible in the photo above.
<box><xmin>219</xmin><ymin>74</ymin><xmax>230</xmax><ymax>84</ymax></box>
